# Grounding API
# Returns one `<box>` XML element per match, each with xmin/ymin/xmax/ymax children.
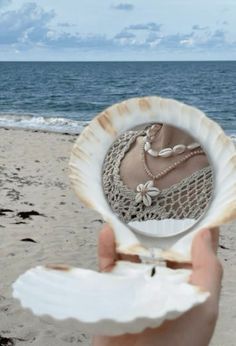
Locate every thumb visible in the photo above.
<box><xmin>192</xmin><ymin>228</ymin><xmax>215</xmax><ymax>269</ymax></box>
<box><xmin>190</xmin><ymin>229</ymin><xmax>223</xmax><ymax>298</ymax></box>
<box><xmin>98</xmin><ymin>224</ymin><xmax>117</xmax><ymax>272</ymax></box>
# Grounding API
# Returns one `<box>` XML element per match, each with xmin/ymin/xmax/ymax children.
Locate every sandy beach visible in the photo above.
<box><xmin>0</xmin><ymin>127</ymin><xmax>235</xmax><ymax>346</ymax></box>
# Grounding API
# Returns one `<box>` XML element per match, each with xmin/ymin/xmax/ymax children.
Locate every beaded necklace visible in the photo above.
<box><xmin>134</xmin><ymin>125</ymin><xmax>204</xmax><ymax>207</ymax></box>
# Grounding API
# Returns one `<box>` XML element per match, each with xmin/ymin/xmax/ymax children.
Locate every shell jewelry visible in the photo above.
<box><xmin>135</xmin><ymin>180</ymin><xmax>160</xmax><ymax>207</ymax></box>
<box><xmin>144</xmin><ymin>124</ymin><xmax>200</xmax><ymax>158</ymax></box>
<box><xmin>135</xmin><ymin>136</ymin><xmax>205</xmax><ymax>206</ymax></box>
<box><xmin>142</xmin><ymin>148</ymin><xmax>205</xmax><ymax>182</ymax></box>
<box><xmin>135</xmin><ymin>149</ymin><xmax>205</xmax><ymax>206</ymax></box>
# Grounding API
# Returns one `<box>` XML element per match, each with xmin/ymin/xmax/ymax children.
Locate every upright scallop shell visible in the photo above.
<box><xmin>12</xmin><ymin>96</ymin><xmax>236</xmax><ymax>336</ymax></box>
<box><xmin>69</xmin><ymin>96</ymin><xmax>236</xmax><ymax>262</ymax></box>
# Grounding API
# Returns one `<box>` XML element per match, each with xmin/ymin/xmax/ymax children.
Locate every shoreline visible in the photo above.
<box><xmin>0</xmin><ymin>127</ymin><xmax>235</xmax><ymax>345</ymax></box>
<box><xmin>1</xmin><ymin>122</ymin><xmax>236</xmax><ymax>138</ymax></box>
<box><xmin>0</xmin><ymin>125</ymin><xmax>78</xmax><ymax>134</ymax></box>
<box><xmin>0</xmin><ymin>113</ymin><xmax>89</xmax><ymax>136</ymax></box>
<box><xmin>0</xmin><ymin>125</ymin><xmax>79</xmax><ymax>136</ymax></box>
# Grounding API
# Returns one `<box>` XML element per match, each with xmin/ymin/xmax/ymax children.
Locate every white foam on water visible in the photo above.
<box><xmin>1</xmin><ymin>114</ymin><xmax>236</xmax><ymax>140</ymax></box>
<box><xmin>0</xmin><ymin>113</ymin><xmax>89</xmax><ymax>134</ymax></box>
<box><xmin>225</xmin><ymin>131</ymin><xmax>236</xmax><ymax>146</ymax></box>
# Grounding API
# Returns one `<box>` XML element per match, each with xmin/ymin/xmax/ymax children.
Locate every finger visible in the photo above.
<box><xmin>210</xmin><ymin>227</ymin><xmax>219</xmax><ymax>254</ymax></box>
<box><xmin>167</xmin><ymin>227</ymin><xmax>220</xmax><ymax>270</ymax></box>
<box><xmin>190</xmin><ymin>228</ymin><xmax>223</xmax><ymax>299</ymax></box>
<box><xmin>98</xmin><ymin>224</ymin><xmax>117</xmax><ymax>272</ymax></box>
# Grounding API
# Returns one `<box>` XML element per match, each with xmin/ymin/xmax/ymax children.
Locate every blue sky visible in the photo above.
<box><xmin>0</xmin><ymin>0</ymin><xmax>235</xmax><ymax>61</ymax></box>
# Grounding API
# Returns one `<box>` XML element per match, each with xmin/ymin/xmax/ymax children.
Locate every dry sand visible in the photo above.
<box><xmin>0</xmin><ymin>128</ymin><xmax>235</xmax><ymax>346</ymax></box>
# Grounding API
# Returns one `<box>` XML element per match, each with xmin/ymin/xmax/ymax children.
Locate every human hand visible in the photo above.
<box><xmin>93</xmin><ymin>225</ymin><xmax>223</xmax><ymax>346</ymax></box>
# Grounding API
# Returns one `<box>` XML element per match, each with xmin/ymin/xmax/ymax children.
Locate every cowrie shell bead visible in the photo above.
<box><xmin>173</xmin><ymin>144</ymin><xmax>186</xmax><ymax>154</ymax></box>
<box><xmin>148</xmin><ymin>149</ymin><xmax>158</xmax><ymax>157</ymax></box>
<box><xmin>187</xmin><ymin>142</ymin><xmax>200</xmax><ymax>150</ymax></box>
<box><xmin>144</xmin><ymin>142</ymin><xmax>151</xmax><ymax>151</ymax></box>
<box><xmin>158</xmin><ymin>148</ymin><xmax>173</xmax><ymax>157</ymax></box>
<box><xmin>147</xmin><ymin>129</ymin><xmax>156</xmax><ymax>137</ymax></box>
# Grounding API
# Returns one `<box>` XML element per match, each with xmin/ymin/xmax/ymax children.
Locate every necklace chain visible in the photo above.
<box><xmin>145</xmin><ymin>124</ymin><xmax>200</xmax><ymax>158</ymax></box>
<box><xmin>141</xmin><ymin>140</ymin><xmax>204</xmax><ymax>181</ymax></box>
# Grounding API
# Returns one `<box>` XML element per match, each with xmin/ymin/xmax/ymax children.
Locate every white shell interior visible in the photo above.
<box><xmin>13</xmin><ymin>262</ymin><xmax>209</xmax><ymax>336</ymax></box>
<box><xmin>69</xmin><ymin>96</ymin><xmax>236</xmax><ymax>262</ymax></box>
<box><xmin>129</xmin><ymin>219</ymin><xmax>196</xmax><ymax>238</ymax></box>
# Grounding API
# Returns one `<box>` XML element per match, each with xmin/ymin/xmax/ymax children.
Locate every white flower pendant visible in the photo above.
<box><xmin>135</xmin><ymin>180</ymin><xmax>160</xmax><ymax>207</ymax></box>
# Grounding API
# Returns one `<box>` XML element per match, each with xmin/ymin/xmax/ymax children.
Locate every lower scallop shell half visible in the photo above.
<box><xmin>12</xmin><ymin>262</ymin><xmax>209</xmax><ymax>336</ymax></box>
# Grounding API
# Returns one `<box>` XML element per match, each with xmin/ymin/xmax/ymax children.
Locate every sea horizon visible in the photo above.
<box><xmin>0</xmin><ymin>59</ymin><xmax>236</xmax><ymax>62</ymax></box>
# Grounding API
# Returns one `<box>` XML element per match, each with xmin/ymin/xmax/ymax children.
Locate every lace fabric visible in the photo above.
<box><xmin>102</xmin><ymin>130</ymin><xmax>213</xmax><ymax>223</ymax></box>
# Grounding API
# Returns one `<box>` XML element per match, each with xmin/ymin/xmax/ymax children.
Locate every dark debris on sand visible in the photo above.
<box><xmin>0</xmin><ymin>336</ymin><xmax>14</xmax><ymax>346</ymax></box>
<box><xmin>92</xmin><ymin>219</ymin><xmax>103</xmax><ymax>224</ymax></box>
<box><xmin>20</xmin><ymin>238</ymin><xmax>37</xmax><ymax>243</ymax></box>
<box><xmin>219</xmin><ymin>244</ymin><xmax>230</xmax><ymax>250</ymax></box>
<box><xmin>0</xmin><ymin>334</ymin><xmax>27</xmax><ymax>345</ymax></box>
<box><xmin>0</xmin><ymin>209</ymin><xmax>13</xmax><ymax>216</ymax></box>
<box><xmin>17</xmin><ymin>210</ymin><xmax>45</xmax><ymax>220</ymax></box>
<box><xmin>0</xmin><ymin>209</ymin><xmax>45</xmax><ymax>221</ymax></box>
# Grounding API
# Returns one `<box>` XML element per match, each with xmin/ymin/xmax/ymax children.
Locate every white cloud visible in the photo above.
<box><xmin>0</xmin><ymin>0</ymin><xmax>11</xmax><ymax>7</ymax></box>
<box><xmin>182</xmin><ymin>26</ymin><xmax>233</xmax><ymax>50</ymax></box>
<box><xmin>114</xmin><ymin>22</ymin><xmax>236</xmax><ymax>53</ymax></box>
<box><xmin>114</xmin><ymin>31</ymin><xmax>136</xmax><ymax>39</ymax></box>
<box><xmin>146</xmin><ymin>32</ymin><xmax>164</xmax><ymax>47</ymax></box>
<box><xmin>114</xmin><ymin>22</ymin><xmax>162</xmax><ymax>47</ymax></box>
<box><xmin>111</xmin><ymin>3</ymin><xmax>134</xmax><ymax>11</ymax></box>
<box><xmin>0</xmin><ymin>2</ymin><xmax>54</xmax><ymax>44</ymax></box>
<box><xmin>127</xmin><ymin>23</ymin><xmax>161</xmax><ymax>32</ymax></box>
<box><xmin>180</xmin><ymin>38</ymin><xmax>194</xmax><ymax>47</ymax></box>
<box><xmin>192</xmin><ymin>25</ymin><xmax>208</xmax><ymax>31</ymax></box>
<box><xmin>0</xmin><ymin>2</ymin><xmax>115</xmax><ymax>50</ymax></box>
<box><xmin>57</xmin><ymin>22</ymin><xmax>76</xmax><ymax>28</ymax></box>
<box><xmin>0</xmin><ymin>2</ymin><xmax>234</xmax><ymax>58</ymax></box>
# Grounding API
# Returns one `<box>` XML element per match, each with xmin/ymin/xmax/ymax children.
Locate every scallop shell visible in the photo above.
<box><xmin>12</xmin><ymin>96</ymin><xmax>236</xmax><ymax>336</ymax></box>
<box><xmin>128</xmin><ymin>219</ymin><xmax>196</xmax><ymax>238</ymax></box>
<box><xmin>68</xmin><ymin>96</ymin><xmax>236</xmax><ymax>261</ymax></box>
<box><xmin>12</xmin><ymin>262</ymin><xmax>209</xmax><ymax>336</ymax></box>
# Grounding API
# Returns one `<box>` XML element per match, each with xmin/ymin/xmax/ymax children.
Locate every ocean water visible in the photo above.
<box><xmin>0</xmin><ymin>61</ymin><xmax>235</xmax><ymax>134</ymax></box>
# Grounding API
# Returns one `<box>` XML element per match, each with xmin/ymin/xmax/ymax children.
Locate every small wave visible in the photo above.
<box><xmin>229</xmin><ymin>135</ymin><xmax>236</xmax><ymax>146</ymax></box>
<box><xmin>226</xmin><ymin>131</ymin><xmax>236</xmax><ymax>145</ymax></box>
<box><xmin>0</xmin><ymin>113</ymin><xmax>89</xmax><ymax>134</ymax></box>
<box><xmin>1</xmin><ymin>113</ymin><xmax>236</xmax><ymax>141</ymax></box>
